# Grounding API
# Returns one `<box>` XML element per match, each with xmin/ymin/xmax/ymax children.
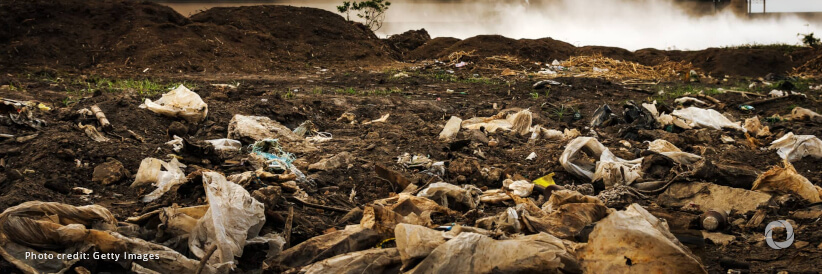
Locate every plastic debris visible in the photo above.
<box><xmin>130</xmin><ymin>157</ymin><xmax>187</xmax><ymax>202</ymax></box>
<box><xmin>560</xmin><ymin>137</ymin><xmax>642</xmax><ymax>187</ymax></box>
<box><xmin>438</xmin><ymin>116</ymin><xmax>462</xmax><ymax>141</ymax></box>
<box><xmin>417</xmin><ymin>182</ymin><xmax>482</xmax><ymax>210</ymax></box>
<box><xmin>768</xmin><ymin>132</ymin><xmax>822</xmax><ymax>162</ymax></box>
<box><xmin>140</xmin><ymin>85</ymin><xmax>208</xmax><ymax>123</ymax></box>
<box><xmin>166</xmin><ymin>135</ymin><xmax>184</xmax><ymax>152</ymax></box>
<box><xmin>363</xmin><ymin>114</ymin><xmax>390</xmax><ymax>125</ymax></box>
<box><xmin>533</xmin><ymin>173</ymin><xmax>556</xmax><ymax>187</ymax></box>
<box><xmin>78</xmin><ymin>123</ymin><xmax>109</xmax><ymax>142</ymax></box>
<box><xmin>189</xmin><ymin>172</ymin><xmax>266</xmax><ymax>269</ymax></box>
<box><xmin>526</xmin><ymin>151</ymin><xmax>537</xmax><ymax>160</ymax></box>
<box><xmin>308</xmin><ymin>151</ymin><xmax>354</xmax><ymax>171</ymax></box>
<box><xmin>205</xmin><ymin>139</ymin><xmax>242</xmax><ymax>157</ymax></box>
<box><xmin>671</xmin><ymin>107</ymin><xmax>742</xmax><ymax>130</ymax></box>
<box><xmin>228</xmin><ymin>114</ymin><xmax>302</xmax><ymax>143</ymax></box>
<box><xmin>752</xmin><ymin>160</ymin><xmax>822</xmax><ymax>203</ymax></box>
<box><xmin>0</xmin><ymin>99</ymin><xmax>47</xmax><ymax>129</ymax></box>
<box><xmin>580</xmin><ymin>204</ymin><xmax>707</xmax><ymax>273</ymax></box>
<box><xmin>791</xmin><ymin>107</ymin><xmax>822</xmax><ymax>122</ymax></box>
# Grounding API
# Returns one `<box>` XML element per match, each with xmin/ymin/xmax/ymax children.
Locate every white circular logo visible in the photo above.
<box><xmin>765</xmin><ymin>220</ymin><xmax>794</xmax><ymax>249</ymax></box>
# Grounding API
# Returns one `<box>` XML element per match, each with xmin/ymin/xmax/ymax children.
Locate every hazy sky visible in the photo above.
<box><xmin>162</xmin><ymin>0</ymin><xmax>822</xmax><ymax>50</ymax></box>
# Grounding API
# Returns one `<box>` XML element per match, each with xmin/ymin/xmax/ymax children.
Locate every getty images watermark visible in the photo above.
<box><xmin>765</xmin><ymin>220</ymin><xmax>794</xmax><ymax>249</ymax></box>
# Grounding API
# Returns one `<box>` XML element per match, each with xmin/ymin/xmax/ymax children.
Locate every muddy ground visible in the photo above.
<box><xmin>2</xmin><ymin>0</ymin><xmax>822</xmax><ymax>273</ymax></box>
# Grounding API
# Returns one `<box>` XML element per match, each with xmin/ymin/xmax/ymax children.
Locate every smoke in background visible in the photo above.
<box><xmin>163</xmin><ymin>0</ymin><xmax>822</xmax><ymax>50</ymax></box>
<box><xmin>374</xmin><ymin>0</ymin><xmax>821</xmax><ymax>50</ymax></box>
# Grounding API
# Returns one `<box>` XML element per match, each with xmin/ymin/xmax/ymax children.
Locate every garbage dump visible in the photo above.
<box><xmin>2</xmin><ymin>2</ymin><xmax>822</xmax><ymax>271</ymax></box>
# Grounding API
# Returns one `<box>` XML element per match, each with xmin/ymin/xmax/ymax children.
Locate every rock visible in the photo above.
<box><xmin>365</xmin><ymin>131</ymin><xmax>380</xmax><ymax>139</ymax></box>
<box><xmin>92</xmin><ymin>158</ymin><xmax>128</xmax><ymax>185</ymax></box>
<box><xmin>168</xmin><ymin>121</ymin><xmax>188</xmax><ymax>138</ymax></box>
<box><xmin>658</xmin><ymin>182</ymin><xmax>772</xmax><ymax>214</ymax></box>
<box><xmin>795</xmin><ymin>241</ymin><xmax>810</xmax><ymax>249</ymax></box>
<box><xmin>702</xmin><ymin>231</ymin><xmax>735</xmax><ymax>246</ymax></box>
<box><xmin>309</xmin><ymin>152</ymin><xmax>354</xmax><ymax>171</ymax></box>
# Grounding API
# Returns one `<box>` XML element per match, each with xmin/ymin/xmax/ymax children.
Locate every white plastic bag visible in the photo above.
<box><xmin>560</xmin><ymin>137</ymin><xmax>642</xmax><ymax>186</ymax></box>
<box><xmin>140</xmin><ymin>85</ymin><xmax>208</xmax><ymax>123</ymax></box>
<box><xmin>189</xmin><ymin>172</ymin><xmax>266</xmax><ymax>270</ymax></box>
<box><xmin>205</xmin><ymin>139</ymin><xmax>242</xmax><ymax>157</ymax></box>
<box><xmin>769</xmin><ymin>133</ymin><xmax>822</xmax><ymax>162</ymax></box>
<box><xmin>131</xmin><ymin>158</ymin><xmax>187</xmax><ymax>202</ymax></box>
<box><xmin>671</xmin><ymin>107</ymin><xmax>742</xmax><ymax>130</ymax></box>
<box><xmin>227</xmin><ymin>114</ymin><xmax>301</xmax><ymax>142</ymax></box>
<box><xmin>438</xmin><ymin>116</ymin><xmax>462</xmax><ymax>141</ymax></box>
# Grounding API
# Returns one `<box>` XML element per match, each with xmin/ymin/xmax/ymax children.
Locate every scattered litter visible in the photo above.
<box><xmin>0</xmin><ymin>99</ymin><xmax>47</xmax><ymax>129</ymax></box>
<box><xmin>438</xmin><ymin>116</ymin><xmax>462</xmax><ymax>141</ymax></box>
<box><xmin>658</xmin><ymin>182</ymin><xmax>771</xmax><ymax>214</ymax></box>
<box><xmin>364</xmin><ymin>114</ymin><xmax>390</xmax><ymax>125</ymax></box>
<box><xmin>671</xmin><ymin>107</ymin><xmax>742</xmax><ymax>130</ymax></box>
<box><xmin>580</xmin><ymin>204</ymin><xmax>707</xmax><ymax>273</ymax></box>
<box><xmin>204</xmin><ymin>139</ymin><xmax>242</xmax><ymax>157</ymax></box>
<box><xmin>130</xmin><ymin>157</ymin><xmax>187</xmax><ymax>202</ymax></box>
<box><xmin>165</xmin><ymin>135</ymin><xmax>184</xmax><ymax>152</ymax></box>
<box><xmin>78</xmin><ymin>123</ymin><xmax>109</xmax><ymax>142</ymax></box>
<box><xmin>768</xmin><ymin>132</ymin><xmax>822</xmax><ymax>162</ymax></box>
<box><xmin>140</xmin><ymin>85</ymin><xmax>208</xmax><ymax>123</ymax></box>
<box><xmin>308</xmin><ymin>152</ymin><xmax>354</xmax><ymax>171</ymax></box>
<box><xmin>417</xmin><ymin>182</ymin><xmax>481</xmax><ymax>210</ymax></box>
<box><xmin>791</xmin><ymin>107</ymin><xmax>822</xmax><ymax>122</ymax></box>
<box><xmin>526</xmin><ymin>152</ymin><xmax>537</xmax><ymax>160</ymax></box>
<box><xmin>532</xmin><ymin>80</ymin><xmax>561</xmax><ymax>89</ymax></box>
<box><xmin>752</xmin><ymin>160</ymin><xmax>822</xmax><ymax>203</ymax></box>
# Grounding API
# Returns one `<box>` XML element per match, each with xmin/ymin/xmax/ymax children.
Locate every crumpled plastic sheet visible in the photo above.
<box><xmin>130</xmin><ymin>158</ymin><xmax>187</xmax><ymax>202</ymax></box>
<box><xmin>416</xmin><ymin>182</ymin><xmax>482</xmax><ymax>210</ymax></box>
<box><xmin>300</xmin><ymin>247</ymin><xmax>401</xmax><ymax>274</ymax></box>
<box><xmin>189</xmin><ymin>172</ymin><xmax>266</xmax><ymax>270</ymax></box>
<box><xmin>580</xmin><ymin>203</ymin><xmax>707</xmax><ymax>273</ymax></box>
<box><xmin>671</xmin><ymin>107</ymin><xmax>742</xmax><ymax>131</ymax></box>
<box><xmin>0</xmin><ymin>201</ymin><xmax>216</xmax><ymax>274</ymax></box>
<box><xmin>406</xmin><ymin>231</ymin><xmax>579</xmax><ymax>273</ymax></box>
<box><xmin>560</xmin><ymin>137</ymin><xmax>642</xmax><ymax>187</ymax></box>
<box><xmin>752</xmin><ymin>160</ymin><xmax>822</xmax><ymax>203</ymax></box>
<box><xmin>140</xmin><ymin>85</ymin><xmax>208</xmax><ymax>123</ymax></box>
<box><xmin>250</xmin><ymin>139</ymin><xmax>306</xmax><ymax>182</ymax></box>
<box><xmin>769</xmin><ymin>132</ymin><xmax>822</xmax><ymax>162</ymax></box>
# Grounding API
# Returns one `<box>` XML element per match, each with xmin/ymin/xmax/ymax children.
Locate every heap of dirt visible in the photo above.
<box><xmin>793</xmin><ymin>49</ymin><xmax>822</xmax><ymax>76</ymax></box>
<box><xmin>406</xmin><ymin>37</ymin><xmax>462</xmax><ymax>61</ymax></box>
<box><xmin>384</xmin><ymin>28</ymin><xmax>431</xmax><ymax>57</ymax></box>
<box><xmin>190</xmin><ymin>5</ymin><xmax>392</xmax><ymax>65</ymax></box>
<box><xmin>0</xmin><ymin>0</ymin><xmax>394</xmax><ymax>74</ymax></box>
<box><xmin>404</xmin><ymin>34</ymin><xmax>822</xmax><ymax>77</ymax></box>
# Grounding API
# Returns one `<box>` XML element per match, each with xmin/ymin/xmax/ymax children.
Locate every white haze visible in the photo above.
<box><xmin>165</xmin><ymin>0</ymin><xmax>822</xmax><ymax>51</ymax></box>
<box><xmin>375</xmin><ymin>0</ymin><xmax>821</xmax><ymax>50</ymax></box>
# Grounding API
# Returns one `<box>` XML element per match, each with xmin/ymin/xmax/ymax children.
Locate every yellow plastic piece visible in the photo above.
<box><xmin>533</xmin><ymin>173</ymin><xmax>556</xmax><ymax>187</ymax></box>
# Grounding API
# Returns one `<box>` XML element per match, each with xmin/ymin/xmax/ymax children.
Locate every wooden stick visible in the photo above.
<box><xmin>743</xmin><ymin>95</ymin><xmax>806</xmax><ymax>106</ymax></box>
<box><xmin>284</xmin><ymin>206</ymin><xmax>294</xmax><ymax>249</ymax></box>
<box><xmin>286</xmin><ymin>196</ymin><xmax>351</xmax><ymax>213</ymax></box>
<box><xmin>195</xmin><ymin>244</ymin><xmax>218</xmax><ymax>274</ymax></box>
<box><xmin>723</xmin><ymin>89</ymin><xmax>766</xmax><ymax>97</ymax></box>
<box><xmin>90</xmin><ymin>105</ymin><xmax>112</xmax><ymax>131</ymax></box>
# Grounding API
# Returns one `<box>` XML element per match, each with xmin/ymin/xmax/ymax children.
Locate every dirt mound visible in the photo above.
<box><xmin>440</xmin><ymin>35</ymin><xmax>576</xmax><ymax>62</ymax></box>
<box><xmin>793</xmin><ymin>49</ymin><xmax>822</xmax><ymax>76</ymax></box>
<box><xmin>406</xmin><ymin>37</ymin><xmax>461</xmax><ymax>60</ymax></box>
<box><xmin>0</xmin><ymin>0</ymin><xmax>394</xmax><ymax>74</ymax></box>
<box><xmin>190</xmin><ymin>5</ymin><xmax>392</xmax><ymax>65</ymax></box>
<box><xmin>384</xmin><ymin>29</ymin><xmax>431</xmax><ymax>57</ymax></box>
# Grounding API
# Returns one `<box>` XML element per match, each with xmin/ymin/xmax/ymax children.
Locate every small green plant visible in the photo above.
<box><xmin>553</xmin><ymin>105</ymin><xmax>569</xmax><ymax>120</ymax></box>
<box><xmin>284</xmin><ymin>90</ymin><xmax>295</xmax><ymax>99</ymax></box>
<box><xmin>312</xmin><ymin>87</ymin><xmax>323</xmax><ymax>94</ymax></box>
<box><xmin>337</xmin><ymin>0</ymin><xmax>391</xmax><ymax>31</ymax></box>
<box><xmin>530</xmin><ymin>92</ymin><xmax>539</xmax><ymax>99</ymax></box>
<box><xmin>799</xmin><ymin>32</ymin><xmax>820</xmax><ymax>48</ymax></box>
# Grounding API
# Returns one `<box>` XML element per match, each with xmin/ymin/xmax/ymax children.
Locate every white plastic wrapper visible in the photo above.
<box><xmin>671</xmin><ymin>107</ymin><xmax>742</xmax><ymax>131</ymax></box>
<box><xmin>769</xmin><ymin>132</ymin><xmax>822</xmax><ymax>162</ymax></box>
<box><xmin>189</xmin><ymin>172</ymin><xmax>266</xmax><ymax>270</ymax></box>
<box><xmin>140</xmin><ymin>85</ymin><xmax>208</xmax><ymax>123</ymax></box>
<box><xmin>131</xmin><ymin>158</ymin><xmax>187</xmax><ymax>202</ymax></box>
